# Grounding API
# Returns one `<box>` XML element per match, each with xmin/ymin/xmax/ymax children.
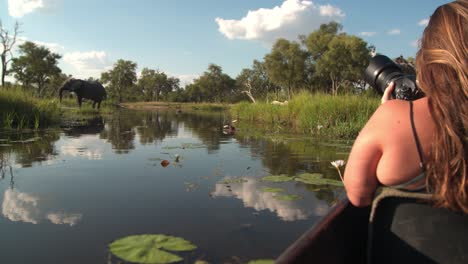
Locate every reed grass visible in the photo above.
<box><xmin>0</xmin><ymin>87</ymin><xmax>60</xmax><ymax>129</ymax></box>
<box><xmin>230</xmin><ymin>91</ymin><xmax>380</xmax><ymax>138</ymax></box>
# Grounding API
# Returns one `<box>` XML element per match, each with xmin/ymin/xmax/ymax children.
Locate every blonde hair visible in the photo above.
<box><xmin>416</xmin><ymin>0</ymin><xmax>468</xmax><ymax>213</ymax></box>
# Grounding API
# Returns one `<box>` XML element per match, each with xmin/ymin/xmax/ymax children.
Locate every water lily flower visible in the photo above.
<box><xmin>331</xmin><ymin>160</ymin><xmax>346</xmax><ymax>182</ymax></box>
<box><xmin>331</xmin><ymin>160</ymin><xmax>345</xmax><ymax>168</ymax></box>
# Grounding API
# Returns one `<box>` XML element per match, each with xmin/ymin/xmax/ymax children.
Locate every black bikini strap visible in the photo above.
<box><xmin>409</xmin><ymin>101</ymin><xmax>425</xmax><ymax>171</ymax></box>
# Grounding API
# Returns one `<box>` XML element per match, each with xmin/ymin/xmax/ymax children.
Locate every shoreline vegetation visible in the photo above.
<box><xmin>1</xmin><ymin>87</ymin><xmax>378</xmax><ymax>138</ymax></box>
<box><xmin>0</xmin><ymin>87</ymin><xmax>60</xmax><ymax>130</ymax></box>
<box><xmin>233</xmin><ymin>92</ymin><xmax>379</xmax><ymax>138</ymax></box>
<box><xmin>1</xmin><ymin>21</ymin><xmax>392</xmax><ymax>136</ymax></box>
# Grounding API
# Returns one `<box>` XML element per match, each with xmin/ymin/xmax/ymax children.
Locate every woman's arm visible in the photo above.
<box><xmin>343</xmin><ymin>116</ymin><xmax>382</xmax><ymax>207</ymax></box>
<box><xmin>344</xmin><ymin>82</ymin><xmax>396</xmax><ymax>207</ymax></box>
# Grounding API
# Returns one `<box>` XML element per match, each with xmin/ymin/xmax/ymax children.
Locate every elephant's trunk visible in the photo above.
<box><xmin>59</xmin><ymin>87</ymin><xmax>65</xmax><ymax>102</ymax></box>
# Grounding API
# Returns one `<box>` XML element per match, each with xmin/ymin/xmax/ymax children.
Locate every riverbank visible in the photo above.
<box><xmin>120</xmin><ymin>101</ymin><xmax>230</xmax><ymax>111</ymax></box>
<box><xmin>230</xmin><ymin>92</ymin><xmax>379</xmax><ymax>138</ymax></box>
<box><xmin>0</xmin><ymin>88</ymin><xmax>61</xmax><ymax>129</ymax></box>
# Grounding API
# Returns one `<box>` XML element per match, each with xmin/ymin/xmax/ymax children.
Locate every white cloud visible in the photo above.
<box><xmin>359</xmin><ymin>31</ymin><xmax>377</xmax><ymax>37</ymax></box>
<box><xmin>63</xmin><ymin>51</ymin><xmax>112</xmax><ymax>79</ymax></box>
<box><xmin>32</xmin><ymin>40</ymin><xmax>65</xmax><ymax>53</ymax></box>
<box><xmin>8</xmin><ymin>0</ymin><xmax>44</xmax><ymax>18</ymax></box>
<box><xmin>418</xmin><ymin>18</ymin><xmax>429</xmax><ymax>27</ymax></box>
<box><xmin>174</xmin><ymin>74</ymin><xmax>198</xmax><ymax>87</ymax></box>
<box><xmin>215</xmin><ymin>0</ymin><xmax>344</xmax><ymax>44</ymax></box>
<box><xmin>387</xmin><ymin>29</ymin><xmax>401</xmax><ymax>35</ymax></box>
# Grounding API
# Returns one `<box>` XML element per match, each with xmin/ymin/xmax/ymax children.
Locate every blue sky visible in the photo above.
<box><xmin>0</xmin><ymin>0</ymin><xmax>450</xmax><ymax>85</ymax></box>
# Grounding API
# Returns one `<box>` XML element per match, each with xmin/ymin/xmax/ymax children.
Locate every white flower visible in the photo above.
<box><xmin>331</xmin><ymin>160</ymin><xmax>346</xmax><ymax>168</ymax></box>
<box><xmin>317</xmin><ymin>125</ymin><xmax>323</xmax><ymax>130</ymax></box>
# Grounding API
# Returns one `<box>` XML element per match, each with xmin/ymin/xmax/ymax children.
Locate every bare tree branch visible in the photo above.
<box><xmin>1</xmin><ymin>21</ymin><xmax>21</xmax><ymax>86</ymax></box>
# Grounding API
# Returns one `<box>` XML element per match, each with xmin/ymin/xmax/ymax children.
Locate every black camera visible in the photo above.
<box><xmin>364</xmin><ymin>54</ymin><xmax>423</xmax><ymax>100</ymax></box>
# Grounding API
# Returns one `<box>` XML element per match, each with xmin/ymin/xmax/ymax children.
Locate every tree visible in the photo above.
<box><xmin>137</xmin><ymin>68</ymin><xmax>164</xmax><ymax>101</ymax></box>
<box><xmin>236</xmin><ymin>60</ymin><xmax>276</xmax><ymax>103</ymax></box>
<box><xmin>162</xmin><ymin>76</ymin><xmax>180</xmax><ymax>101</ymax></box>
<box><xmin>264</xmin><ymin>39</ymin><xmax>308</xmax><ymax>99</ymax></box>
<box><xmin>10</xmin><ymin>41</ymin><xmax>62</xmax><ymax>96</ymax></box>
<box><xmin>101</xmin><ymin>59</ymin><xmax>137</xmax><ymax>103</ymax></box>
<box><xmin>303</xmin><ymin>22</ymin><xmax>342</xmax><ymax>61</ymax></box>
<box><xmin>0</xmin><ymin>20</ymin><xmax>20</xmax><ymax>87</ymax></box>
<box><xmin>315</xmin><ymin>34</ymin><xmax>370</xmax><ymax>95</ymax></box>
<box><xmin>192</xmin><ymin>64</ymin><xmax>236</xmax><ymax>102</ymax></box>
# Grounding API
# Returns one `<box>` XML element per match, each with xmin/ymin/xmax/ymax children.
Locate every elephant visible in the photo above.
<box><xmin>59</xmin><ymin>78</ymin><xmax>107</xmax><ymax>109</ymax></box>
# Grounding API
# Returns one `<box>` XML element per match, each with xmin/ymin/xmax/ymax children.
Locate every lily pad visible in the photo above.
<box><xmin>274</xmin><ymin>194</ymin><xmax>302</xmax><ymax>201</ymax></box>
<box><xmin>180</xmin><ymin>143</ymin><xmax>205</xmax><ymax>149</ymax></box>
<box><xmin>294</xmin><ymin>173</ymin><xmax>343</xmax><ymax>187</ymax></box>
<box><xmin>221</xmin><ymin>177</ymin><xmax>247</xmax><ymax>184</ymax></box>
<box><xmin>109</xmin><ymin>234</ymin><xmax>197</xmax><ymax>264</ymax></box>
<box><xmin>261</xmin><ymin>175</ymin><xmax>293</xmax><ymax>183</ymax></box>
<box><xmin>261</xmin><ymin>187</ymin><xmax>284</xmax><ymax>193</ymax></box>
<box><xmin>248</xmin><ymin>260</ymin><xmax>275</xmax><ymax>264</ymax></box>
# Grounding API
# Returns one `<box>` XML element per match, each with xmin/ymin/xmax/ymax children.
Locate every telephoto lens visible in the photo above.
<box><xmin>364</xmin><ymin>54</ymin><xmax>423</xmax><ymax>100</ymax></box>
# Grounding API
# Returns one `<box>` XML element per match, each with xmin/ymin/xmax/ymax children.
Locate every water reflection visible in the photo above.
<box><xmin>2</xmin><ymin>189</ymin><xmax>82</xmax><ymax>226</ymax></box>
<box><xmin>0</xmin><ymin>131</ymin><xmax>60</xmax><ymax>167</ymax></box>
<box><xmin>0</xmin><ymin>109</ymin><xmax>352</xmax><ymax>263</ymax></box>
<box><xmin>212</xmin><ymin>177</ymin><xmax>330</xmax><ymax>221</ymax></box>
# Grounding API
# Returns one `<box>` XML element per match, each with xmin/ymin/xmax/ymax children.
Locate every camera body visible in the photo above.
<box><xmin>364</xmin><ymin>54</ymin><xmax>424</xmax><ymax>101</ymax></box>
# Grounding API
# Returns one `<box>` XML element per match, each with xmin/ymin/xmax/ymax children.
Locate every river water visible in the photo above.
<box><xmin>0</xmin><ymin>109</ymin><xmax>352</xmax><ymax>264</ymax></box>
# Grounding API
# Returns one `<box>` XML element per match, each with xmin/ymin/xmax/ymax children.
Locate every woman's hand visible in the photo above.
<box><xmin>381</xmin><ymin>82</ymin><xmax>395</xmax><ymax>104</ymax></box>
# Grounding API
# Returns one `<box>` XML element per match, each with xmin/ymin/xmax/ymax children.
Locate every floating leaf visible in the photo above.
<box><xmin>274</xmin><ymin>194</ymin><xmax>302</xmax><ymax>201</ymax></box>
<box><xmin>261</xmin><ymin>187</ymin><xmax>284</xmax><ymax>193</ymax></box>
<box><xmin>261</xmin><ymin>175</ymin><xmax>293</xmax><ymax>183</ymax></box>
<box><xmin>162</xmin><ymin>146</ymin><xmax>179</xmax><ymax>150</ymax></box>
<box><xmin>148</xmin><ymin>157</ymin><xmax>163</xmax><ymax>161</ymax></box>
<box><xmin>181</xmin><ymin>143</ymin><xmax>205</xmax><ymax>149</ymax></box>
<box><xmin>109</xmin><ymin>234</ymin><xmax>197</xmax><ymax>264</ymax></box>
<box><xmin>248</xmin><ymin>260</ymin><xmax>275</xmax><ymax>264</ymax></box>
<box><xmin>294</xmin><ymin>173</ymin><xmax>343</xmax><ymax>187</ymax></box>
<box><xmin>221</xmin><ymin>177</ymin><xmax>247</xmax><ymax>184</ymax></box>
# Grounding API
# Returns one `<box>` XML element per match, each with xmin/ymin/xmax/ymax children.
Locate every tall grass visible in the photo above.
<box><xmin>0</xmin><ymin>87</ymin><xmax>60</xmax><ymax>130</ymax></box>
<box><xmin>230</xmin><ymin>91</ymin><xmax>380</xmax><ymax>138</ymax></box>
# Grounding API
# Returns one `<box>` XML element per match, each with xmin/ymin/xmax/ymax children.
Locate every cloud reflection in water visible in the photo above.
<box><xmin>211</xmin><ymin>177</ymin><xmax>329</xmax><ymax>221</ymax></box>
<box><xmin>2</xmin><ymin>189</ymin><xmax>82</xmax><ymax>226</ymax></box>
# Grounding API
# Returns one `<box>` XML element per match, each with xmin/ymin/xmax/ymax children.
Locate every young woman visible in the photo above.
<box><xmin>344</xmin><ymin>0</ymin><xmax>467</xmax><ymax>213</ymax></box>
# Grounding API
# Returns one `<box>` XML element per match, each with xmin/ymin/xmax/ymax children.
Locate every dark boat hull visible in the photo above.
<box><xmin>277</xmin><ymin>193</ymin><xmax>468</xmax><ymax>264</ymax></box>
<box><xmin>276</xmin><ymin>199</ymin><xmax>370</xmax><ymax>264</ymax></box>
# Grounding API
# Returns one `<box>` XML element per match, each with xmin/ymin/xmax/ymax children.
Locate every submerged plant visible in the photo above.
<box><xmin>261</xmin><ymin>187</ymin><xmax>284</xmax><ymax>193</ymax></box>
<box><xmin>261</xmin><ymin>175</ymin><xmax>294</xmax><ymax>183</ymax></box>
<box><xmin>274</xmin><ymin>194</ymin><xmax>302</xmax><ymax>201</ymax></box>
<box><xmin>294</xmin><ymin>173</ymin><xmax>343</xmax><ymax>187</ymax></box>
<box><xmin>109</xmin><ymin>234</ymin><xmax>197</xmax><ymax>264</ymax></box>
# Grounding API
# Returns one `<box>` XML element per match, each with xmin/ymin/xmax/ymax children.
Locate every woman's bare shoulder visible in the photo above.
<box><xmin>360</xmin><ymin>100</ymin><xmax>409</xmax><ymax>140</ymax></box>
